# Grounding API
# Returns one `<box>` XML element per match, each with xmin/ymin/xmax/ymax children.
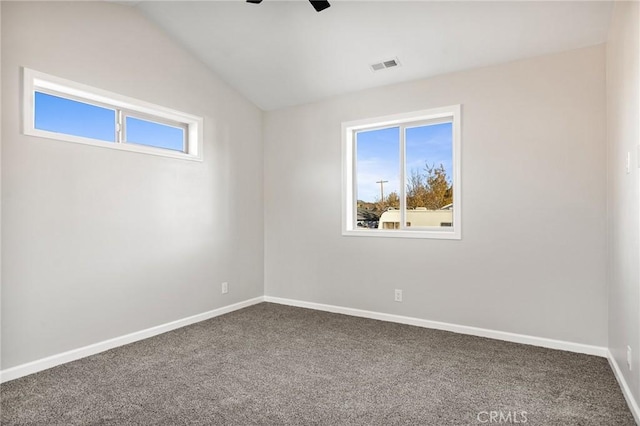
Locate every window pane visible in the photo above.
<box><xmin>34</xmin><ymin>92</ymin><xmax>116</xmax><ymax>142</ymax></box>
<box><xmin>125</xmin><ymin>116</ymin><xmax>184</xmax><ymax>152</ymax></box>
<box><xmin>355</xmin><ymin>127</ymin><xmax>400</xmax><ymax>230</ymax></box>
<box><xmin>405</xmin><ymin>122</ymin><xmax>454</xmax><ymax>228</ymax></box>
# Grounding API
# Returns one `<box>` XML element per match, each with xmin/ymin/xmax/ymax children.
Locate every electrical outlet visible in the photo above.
<box><xmin>627</xmin><ymin>346</ymin><xmax>632</xmax><ymax>371</ymax></box>
<box><xmin>221</xmin><ymin>282</ymin><xmax>228</xmax><ymax>294</ymax></box>
<box><xmin>394</xmin><ymin>289</ymin><xmax>402</xmax><ymax>302</ymax></box>
<box><xmin>626</xmin><ymin>152</ymin><xmax>631</xmax><ymax>174</ymax></box>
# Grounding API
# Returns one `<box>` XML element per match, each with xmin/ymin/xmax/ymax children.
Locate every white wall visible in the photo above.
<box><xmin>264</xmin><ymin>46</ymin><xmax>608</xmax><ymax>347</ymax></box>
<box><xmin>0</xmin><ymin>0</ymin><xmax>618</xmax><ymax>379</ymax></box>
<box><xmin>1</xmin><ymin>2</ymin><xmax>264</xmax><ymax>369</ymax></box>
<box><xmin>607</xmin><ymin>0</ymin><xmax>640</xmax><ymax>409</ymax></box>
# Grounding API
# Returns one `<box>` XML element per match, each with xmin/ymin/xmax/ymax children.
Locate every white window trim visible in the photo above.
<box><xmin>342</xmin><ymin>105</ymin><xmax>462</xmax><ymax>240</ymax></box>
<box><xmin>22</xmin><ymin>67</ymin><xmax>203</xmax><ymax>161</ymax></box>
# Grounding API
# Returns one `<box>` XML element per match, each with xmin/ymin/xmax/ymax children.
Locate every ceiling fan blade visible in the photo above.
<box><xmin>309</xmin><ymin>0</ymin><xmax>330</xmax><ymax>12</ymax></box>
<box><xmin>247</xmin><ymin>0</ymin><xmax>329</xmax><ymax>12</ymax></box>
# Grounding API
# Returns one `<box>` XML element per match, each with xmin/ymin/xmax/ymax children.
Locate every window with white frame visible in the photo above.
<box><xmin>23</xmin><ymin>68</ymin><xmax>203</xmax><ymax>161</ymax></box>
<box><xmin>342</xmin><ymin>105</ymin><xmax>461</xmax><ymax>239</ymax></box>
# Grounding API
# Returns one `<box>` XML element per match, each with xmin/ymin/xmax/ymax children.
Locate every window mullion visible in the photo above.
<box><xmin>116</xmin><ymin>110</ymin><xmax>123</xmax><ymax>144</ymax></box>
<box><xmin>399</xmin><ymin>125</ymin><xmax>406</xmax><ymax>230</ymax></box>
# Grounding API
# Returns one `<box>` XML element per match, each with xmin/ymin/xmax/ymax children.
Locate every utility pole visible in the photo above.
<box><xmin>376</xmin><ymin>180</ymin><xmax>388</xmax><ymax>203</ymax></box>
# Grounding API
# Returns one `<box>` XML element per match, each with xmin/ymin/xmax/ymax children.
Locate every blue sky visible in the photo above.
<box><xmin>35</xmin><ymin>92</ymin><xmax>116</xmax><ymax>142</ymax></box>
<box><xmin>126</xmin><ymin>117</ymin><xmax>184</xmax><ymax>151</ymax></box>
<box><xmin>356</xmin><ymin>122</ymin><xmax>453</xmax><ymax>202</ymax></box>
<box><xmin>35</xmin><ymin>91</ymin><xmax>184</xmax><ymax>151</ymax></box>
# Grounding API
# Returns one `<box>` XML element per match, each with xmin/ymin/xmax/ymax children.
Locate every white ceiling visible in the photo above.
<box><xmin>135</xmin><ymin>1</ymin><xmax>613</xmax><ymax>111</ymax></box>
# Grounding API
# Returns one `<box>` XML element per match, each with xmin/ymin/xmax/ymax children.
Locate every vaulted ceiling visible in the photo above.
<box><xmin>134</xmin><ymin>1</ymin><xmax>613</xmax><ymax>110</ymax></box>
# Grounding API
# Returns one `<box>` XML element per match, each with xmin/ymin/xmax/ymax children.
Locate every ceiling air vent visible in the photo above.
<box><xmin>370</xmin><ymin>58</ymin><xmax>400</xmax><ymax>72</ymax></box>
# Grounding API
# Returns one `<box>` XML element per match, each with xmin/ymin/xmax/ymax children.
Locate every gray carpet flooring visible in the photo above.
<box><xmin>0</xmin><ymin>303</ymin><xmax>636</xmax><ymax>425</ymax></box>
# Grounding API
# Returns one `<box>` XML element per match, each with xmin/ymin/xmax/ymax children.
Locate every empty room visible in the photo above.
<box><xmin>1</xmin><ymin>0</ymin><xmax>639</xmax><ymax>424</ymax></box>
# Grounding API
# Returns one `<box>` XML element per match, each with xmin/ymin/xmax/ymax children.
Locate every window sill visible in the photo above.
<box><xmin>342</xmin><ymin>229</ymin><xmax>461</xmax><ymax>240</ymax></box>
<box><xmin>25</xmin><ymin>128</ymin><xmax>203</xmax><ymax>162</ymax></box>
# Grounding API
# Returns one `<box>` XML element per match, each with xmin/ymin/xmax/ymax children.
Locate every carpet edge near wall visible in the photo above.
<box><xmin>608</xmin><ymin>351</ymin><xmax>640</xmax><ymax>425</ymax></box>
<box><xmin>263</xmin><ymin>296</ymin><xmax>607</xmax><ymax>356</ymax></box>
<box><xmin>0</xmin><ymin>296</ymin><xmax>265</xmax><ymax>383</ymax></box>
<box><xmin>265</xmin><ymin>295</ymin><xmax>638</xmax><ymax>424</ymax></box>
<box><xmin>4</xmin><ymin>294</ymin><xmax>635</xmax><ymax>423</ymax></box>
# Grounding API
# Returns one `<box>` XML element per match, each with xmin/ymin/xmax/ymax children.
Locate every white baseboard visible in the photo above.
<box><xmin>608</xmin><ymin>350</ymin><xmax>640</xmax><ymax>425</ymax></box>
<box><xmin>0</xmin><ymin>296</ymin><xmax>264</xmax><ymax>383</ymax></box>
<box><xmin>264</xmin><ymin>296</ymin><xmax>608</xmax><ymax>357</ymax></box>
